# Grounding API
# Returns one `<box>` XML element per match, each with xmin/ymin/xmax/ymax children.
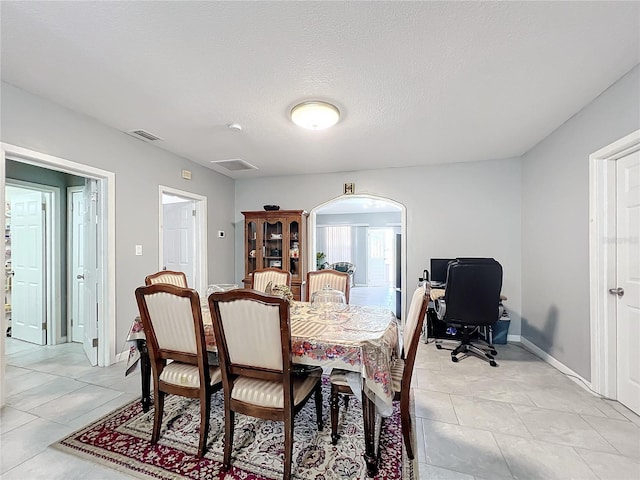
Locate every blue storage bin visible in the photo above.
<box><xmin>492</xmin><ymin>310</ymin><xmax>510</xmax><ymax>344</ymax></box>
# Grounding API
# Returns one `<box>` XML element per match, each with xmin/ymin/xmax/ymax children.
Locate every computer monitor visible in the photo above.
<box><xmin>430</xmin><ymin>258</ymin><xmax>454</xmax><ymax>284</ymax></box>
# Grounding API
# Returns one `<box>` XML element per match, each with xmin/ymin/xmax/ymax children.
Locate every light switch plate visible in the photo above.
<box><xmin>135</xmin><ymin>245</ymin><xmax>143</xmax><ymax>256</ymax></box>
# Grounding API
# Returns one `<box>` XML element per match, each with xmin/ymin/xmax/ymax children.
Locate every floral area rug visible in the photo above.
<box><xmin>53</xmin><ymin>380</ymin><xmax>415</xmax><ymax>480</ymax></box>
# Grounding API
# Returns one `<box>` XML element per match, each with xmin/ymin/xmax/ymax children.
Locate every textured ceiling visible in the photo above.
<box><xmin>1</xmin><ymin>1</ymin><xmax>639</xmax><ymax>179</ymax></box>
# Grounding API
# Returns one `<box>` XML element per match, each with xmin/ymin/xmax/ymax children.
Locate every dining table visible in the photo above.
<box><xmin>125</xmin><ymin>300</ymin><xmax>399</xmax><ymax>477</ymax></box>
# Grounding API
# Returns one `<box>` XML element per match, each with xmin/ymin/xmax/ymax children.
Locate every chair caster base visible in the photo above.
<box><xmin>490</xmin><ymin>349</ymin><xmax>498</xmax><ymax>356</ymax></box>
<box><xmin>490</xmin><ymin>360</ymin><xmax>497</xmax><ymax>367</ymax></box>
<box><xmin>436</xmin><ymin>344</ymin><xmax>443</xmax><ymax>350</ymax></box>
<box><xmin>451</xmin><ymin>355</ymin><xmax>459</xmax><ymax>363</ymax></box>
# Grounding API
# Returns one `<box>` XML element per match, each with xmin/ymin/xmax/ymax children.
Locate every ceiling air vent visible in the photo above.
<box><xmin>127</xmin><ymin>129</ymin><xmax>163</xmax><ymax>141</ymax></box>
<box><xmin>211</xmin><ymin>159</ymin><xmax>258</xmax><ymax>171</ymax></box>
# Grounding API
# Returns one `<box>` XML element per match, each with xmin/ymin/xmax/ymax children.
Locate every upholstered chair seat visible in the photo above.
<box><xmin>159</xmin><ymin>362</ymin><xmax>223</xmax><ymax>388</ymax></box>
<box><xmin>231</xmin><ymin>372</ymin><xmax>321</xmax><ymax>408</ymax></box>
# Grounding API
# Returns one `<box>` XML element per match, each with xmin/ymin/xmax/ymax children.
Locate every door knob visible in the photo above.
<box><xmin>77</xmin><ymin>274</ymin><xmax>85</xmax><ymax>280</ymax></box>
<box><xmin>608</xmin><ymin>287</ymin><xmax>624</xmax><ymax>297</ymax></box>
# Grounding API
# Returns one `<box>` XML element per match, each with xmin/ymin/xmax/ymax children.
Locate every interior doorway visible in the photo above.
<box><xmin>159</xmin><ymin>186</ymin><xmax>207</xmax><ymax>294</ymax></box>
<box><xmin>1</xmin><ymin>143</ymin><xmax>116</xmax><ymax>409</ymax></box>
<box><xmin>309</xmin><ymin>194</ymin><xmax>406</xmax><ymax>322</ymax></box>
<box><xmin>589</xmin><ymin>129</ymin><xmax>640</xmax><ymax>415</ymax></box>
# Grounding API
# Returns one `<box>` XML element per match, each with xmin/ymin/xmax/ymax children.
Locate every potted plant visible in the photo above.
<box><xmin>316</xmin><ymin>252</ymin><xmax>326</xmax><ymax>270</ymax></box>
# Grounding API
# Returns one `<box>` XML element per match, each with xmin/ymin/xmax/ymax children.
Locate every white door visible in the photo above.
<box><xmin>11</xmin><ymin>190</ymin><xmax>46</xmax><ymax>345</ymax></box>
<box><xmin>82</xmin><ymin>180</ymin><xmax>98</xmax><ymax>365</ymax></box>
<box><xmin>163</xmin><ymin>200</ymin><xmax>195</xmax><ymax>285</ymax></box>
<box><xmin>367</xmin><ymin>228</ymin><xmax>387</xmax><ymax>286</ymax></box>
<box><xmin>615</xmin><ymin>150</ymin><xmax>640</xmax><ymax>414</ymax></box>
<box><xmin>69</xmin><ymin>188</ymin><xmax>85</xmax><ymax>343</ymax></box>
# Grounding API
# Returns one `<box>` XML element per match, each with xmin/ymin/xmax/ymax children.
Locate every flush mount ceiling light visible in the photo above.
<box><xmin>290</xmin><ymin>101</ymin><xmax>340</xmax><ymax>130</ymax></box>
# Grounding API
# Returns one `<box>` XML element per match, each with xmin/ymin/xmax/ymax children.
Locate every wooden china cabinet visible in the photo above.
<box><xmin>242</xmin><ymin>210</ymin><xmax>308</xmax><ymax>300</ymax></box>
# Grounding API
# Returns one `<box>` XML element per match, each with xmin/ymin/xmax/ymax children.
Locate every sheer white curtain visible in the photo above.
<box><xmin>323</xmin><ymin>226</ymin><xmax>352</xmax><ymax>264</ymax></box>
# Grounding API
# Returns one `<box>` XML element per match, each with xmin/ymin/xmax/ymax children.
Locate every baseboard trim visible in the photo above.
<box><xmin>519</xmin><ymin>336</ymin><xmax>594</xmax><ymax>394</ymax></box>
<box><xmin>507</xmin><ymin>334</ymin><xmax>521</xmax><ymax>342</ymax></box>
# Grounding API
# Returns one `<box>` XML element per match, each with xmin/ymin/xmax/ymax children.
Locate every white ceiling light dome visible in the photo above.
<box><xmin>290</xmin><ymin>101</ymin><xmax>340</xmax><ymax>130</ymax></box>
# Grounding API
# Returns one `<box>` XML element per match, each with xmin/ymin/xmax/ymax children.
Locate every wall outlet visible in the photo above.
<box><xmin>217</xmin><ymin>231</ymin><xmax>225</xmax><ymax>238</ymax></box>
<box><xmin>135</xmin><ymin>244</ymin><xmax>143</xmax><ymax>256</ymax></box>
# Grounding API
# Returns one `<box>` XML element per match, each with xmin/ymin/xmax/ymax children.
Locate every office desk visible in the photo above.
<box><xmin>126</xmin><ymin>301</ymin><xmax>398</xmax><ymax>477</ymax></box>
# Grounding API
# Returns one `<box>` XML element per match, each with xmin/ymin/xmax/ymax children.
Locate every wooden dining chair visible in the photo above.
<box><xmin>251</xmin><ymin>267</ymin><xmax>292</xmax><ymax>292</ymax></box>
<box><xmin>329</xmin><ymin>283</ymin><xmax>430</xmax><ymax>460</ymax></box>
<box><xmin>144</xmin><ymin>270</ymin><xmax>188</xmax><ymax>287</ymax></box>
<box><xmin>135</xmin><ymin>283</ymin><xmax>222</xmax><ymax>457</ymax></box>
<box><xmin>208</xmin><ymin>289</ymin><xmax>323</xmax><ymax>480</ymax></box>
<box><xmin>306</xmin><ymin>270</ymin><xmax>350</xmax><ymax>303</ymax></box>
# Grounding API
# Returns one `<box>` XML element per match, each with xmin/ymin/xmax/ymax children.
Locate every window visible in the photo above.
<box><xmin>323</xmin><ymin>226</ymin><xmax>352</xmax><ymax>264</ymax></box>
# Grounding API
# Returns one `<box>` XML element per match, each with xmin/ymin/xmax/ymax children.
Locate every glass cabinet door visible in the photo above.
<box><xmin>246</xmin><ymin>220</ymin><xmax>257</xmax><ymax>276</ymax></box>
<box><xmin>262</xmin><ymin>219</ymin><xmax>283</xmax><ymax>270</ymax></box>
<box><xmin>289</xmin><ymin>220</ymin><xmax>300</xmax><ymax>279</ymax></box>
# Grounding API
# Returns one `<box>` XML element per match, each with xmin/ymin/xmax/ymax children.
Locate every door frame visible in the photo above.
<box><xmin>309</xmin><ymin>194</ymin><xmax>407</xmax><ymax>324</ymax></box>
<box><xmin>589</xmin><ymin>129</ymin><xmax>640</xmax><ymax>398</ymax></box>
<box><xmin>6</xmin><ymin>181</ymin><xmax>61</xmax><ymax>345</ymax></box>
<box><xmin>1</xmin><ymin>144</ymin><xmax>116</xmax><ymax>375</ymax></box>
<box><xmin>158</xmin><ymin>185</ymin><xmax>207</xmax><ymax>294</ymax></box>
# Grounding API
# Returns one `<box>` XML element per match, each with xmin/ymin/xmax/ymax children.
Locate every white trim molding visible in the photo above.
<box><xmin>1</xmin><ymin>143</ymin><xmax>116</xmax><ymax>368</ymax></box>
<box><xmin>589</xmin><ymin>129</ymin><xmax>640</xmax><ymax>399</ymax></box>
<box><xmin>308</xmin><ymin>194</ymin><xmax>407</xmax><ymax>324</ymax></box>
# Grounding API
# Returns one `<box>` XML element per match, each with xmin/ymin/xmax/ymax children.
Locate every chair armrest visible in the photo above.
<box><xmin>435</xmin><ymin>298</ymin><xmax>446</xmax><ymax>320</ymax></box>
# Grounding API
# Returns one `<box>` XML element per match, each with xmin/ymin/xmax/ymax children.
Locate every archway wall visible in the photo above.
<box><xmin>234</xmin><ymin>157</ymin><xmax>522</xmax><ymax>333</ymax></box>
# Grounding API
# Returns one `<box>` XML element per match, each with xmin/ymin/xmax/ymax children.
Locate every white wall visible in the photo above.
<box><xmin>1</xmin><ymin>82</ymin><xmax>236</xmax><ymax>356</ymax></box>
<box><xmin>235</xmin><ymin>157</ymin><xmax>523</xmax><ymax>333</ymax></box>
<box><xmin>521</xmin><ymin>65</ymin><xmax>640</xmax><ymax>380</ymax></box>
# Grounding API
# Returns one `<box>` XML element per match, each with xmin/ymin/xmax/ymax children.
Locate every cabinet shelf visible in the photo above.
<box><xmin>242</xmin><ymin>209</ymin><xmax>308</xmax><ymax>301</ymax></box>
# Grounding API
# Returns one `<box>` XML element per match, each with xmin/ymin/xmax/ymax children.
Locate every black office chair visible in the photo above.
<box><xmin>434</xmin><ymin>258</ymin><xmax>503</xmax><ymax>367</ymax></box>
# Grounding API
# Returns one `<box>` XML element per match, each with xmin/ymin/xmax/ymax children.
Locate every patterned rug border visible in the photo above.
<box><xmin>51</xmin><ymin>388</ymin><xmax>417</xmax><ymax>480</ymax></box>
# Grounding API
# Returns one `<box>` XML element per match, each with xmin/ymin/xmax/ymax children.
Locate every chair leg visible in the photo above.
<box><xmin>314</xmin><ymin>382</ymin><xmax>323</xmax><ymax>431</ymax></box>
<box><xmin>399</xmin><ymin>392</ymin><xmax>414</xmax><ymax>460</ymax></box>
<box><xmin>223</xmin><ymin>408</ymin><xmax>235</xmax><ymax>470</ymax></box>
<box><xmin>284</xmin><ymin>416</ymin><xmax>294</xmax><ymax>480</ymax></box>
<box><xmin>197</xmin><ymin>391</ymin><xmax>211</xmax><ymax>457</ymax></box>
<box><xmin>467</xmin><ymin>344</ymin><xmax>498</xmax><ymax>366</ymax></box>
<box><xmin>151</xmin><ymin>390</ymin><xmax>164</xmax><ymax>444</ymax></box>
<box><xmin>330</xmin><ymin>383</ymin><xmax>340</xmax><ymax>445</ymax></box>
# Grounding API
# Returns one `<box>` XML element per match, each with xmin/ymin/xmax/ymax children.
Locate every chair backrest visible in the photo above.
<box><xmin>135</xmin><ymin>284</ymin><xmax>209</xmax><ymax>373</ymax></box>
<box><xmin>209</xmin><ymin>289</ymin><xmax>292</xmax><ymax>384</ymax></box>
<box><xmin>306</xmin><ymin>270</ymin><xmax>350</xmax><ymax>303</ymax></box>
<box><xmin>251</xmin><ymin>268</ymin><xmax>292</xmax><ymax>292</ymax></box>
<box><xmin>403</xmin><ymin>284</ymin><xmax>430</xmax><ymax>359</ymax></box>
<box><xmin>401</xmin><ymin>284</ymin><xmax>430</xmax><ymax>385</ymax></box>
<box><xmin>443</xmin><ymin>258</ymin><xmax>503</xmax><ymax>327</ymax></box>
<box><xmin>145</xmin><ymin>270</ymin><xmax>188</xmax><ymax>288</ymax></box>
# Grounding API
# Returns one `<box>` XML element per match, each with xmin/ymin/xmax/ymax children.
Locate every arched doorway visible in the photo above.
<box><xmin>308</xmin><ymin>194</ymin><xmax>407</xmax><ymax>322</ymax></box>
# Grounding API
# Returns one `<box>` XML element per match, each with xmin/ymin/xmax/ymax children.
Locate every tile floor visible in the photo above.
<box><xmin>1</xmin><ymin>334</ymin><xmax>639</xmax><ymax>479</ymax></box>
